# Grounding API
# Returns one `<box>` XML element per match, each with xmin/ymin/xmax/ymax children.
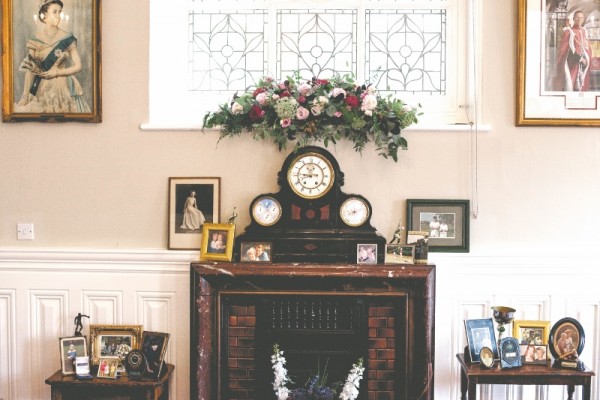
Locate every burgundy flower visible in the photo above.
<box><xmin>345</xmin><ymin>95</ymin><xmax>359</xmax><ymax>108</ymax></box>
<box><xmin>298</xmin><ymin>95</ymin><xmax>306</xmax><ymax>104</ymax></box>
<box><xmin>252</xmin><ymin>88</ymin><xmax>266</xmax><ymax>97</ymax></box>
<box><xmin>248</xmin><ymin>105</ymin><xmax>266</xmax><ymax>121</ymax></box>
<box><xmin>315</xmin><ymin>79</ymin><xmax>329</xmax><ymax>85</ymax></box>
<box><xmin>279</xmin><ymin>91</ymin><xmax>291</xmax><ymax>98</ymax></box>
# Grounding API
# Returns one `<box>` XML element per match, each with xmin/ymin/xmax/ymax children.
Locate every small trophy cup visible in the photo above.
<box><xmin>491</xmin><ymin>306</ymin><xmax>516</xmax><ymax>343</ymax></box>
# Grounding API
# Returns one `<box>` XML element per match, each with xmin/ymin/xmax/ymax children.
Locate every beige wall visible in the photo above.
<box><xmin>2</xmin><ymin>1</ymin><xmax>600</xmax><ymax>252</ymax></box>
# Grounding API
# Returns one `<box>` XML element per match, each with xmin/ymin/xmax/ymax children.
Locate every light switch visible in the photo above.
<box><xmin>17</xmin><ymin>223</ymin><xmax>34</xmax><ymax>240</ymax></box>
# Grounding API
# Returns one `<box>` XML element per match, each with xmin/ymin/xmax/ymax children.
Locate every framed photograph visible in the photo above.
<box><xmin>89</xmin><ymin>324</ymin><xmax>142</xmax><ymax>366</ymax></box>
<box><xmin>406</xmin><ymin>199</ymin><xmax>470</xmax><ymax>252</ymax></box>
<box><xmin>96</xmin><ymin>357</ymin><xmax>119</xmax><ymax>379</ymax></box>
<box><xmin>517</xmin><ymin>0</ymin><xmax>600</xmax><ymax>126</ymax></box>
<box><xmin>200</xmin><ymin>223</ymin><xmax>235</xmax><ymax>261</ymax></box>
<box><xmin>464</xmin><ymin>318</ymin><xmax>498</xmax><ymax>362</ymax></box>
<box><xmin>385</xmin><ymin>244</ymin><xmax>415</xmax><ymax>264</ymax></box>
<box><xmin>548</xmin><ymin>317</ymin><xmax>585</xmax><ymax>360</ymax></box>
<box><xmin>59</xmin><ymin>336</ymin><xmax>87</xmax><ymax>375</ymax></box>
<box><xmin>240</xmin><ymin>241</ymin><xmax>272</xmax><ymax>262</ymax></box>
<box><xmin>168</xmin><ymin>177</ymin><xmax>221</xmax><ymax>250</ymax></box>
<box><xmin>357</xmin><ymin>244</ymin><xmax>377</xmax><ymax>264</ymax></box>
<box><xmin>141</xmin><ymin>331</ymin><xmax>170</xmax><ymax>379</ymax></box>
<box><xmin>1</xmin><ymin>0</ymin><xmax>102</xmax><ymax>122</ymax></box>
<box><xmin>520</xmin><ymin>344</ymin><xmax>549</xmax><ymax>364</ymax></box>
<box><xmin>512</xmin><ymin>320</ymin><xmax>551</xmax><ymax>345</ymax></box>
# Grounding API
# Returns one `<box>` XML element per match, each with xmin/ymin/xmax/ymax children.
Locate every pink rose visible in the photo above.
<box><xmin>296</xmin><ymin>107</ymin><xmax>310</xmax><ymax>120</ymax></box>
<box><xmin>298</xmin><ymin>83</ymin><xmax>312</xmax><ymax>96</ymax></box>
<box><xmin>256</xmin><ymin>92</ymin><xmax>268</xmax><ymax>105</ymax></box>
<box><xmin>334</xmin><ymin>111</ymin><xmax>342</xmax><ymax>118</ymax></box>
<box><xmin>298</xmin><ymin>95</ymin><xmax>306</xmax><ymax>104</ymax></box>
<box><xmin>280</xmin><ymin>118</ymin><xmax>292</xmax><ymax>128</ymax></box>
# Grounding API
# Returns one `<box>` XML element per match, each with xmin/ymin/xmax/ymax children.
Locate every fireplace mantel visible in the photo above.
<box><xmin>190</xmin><ymin>262</ymin><xmax>435</xmax><ymax>400</ymax></box>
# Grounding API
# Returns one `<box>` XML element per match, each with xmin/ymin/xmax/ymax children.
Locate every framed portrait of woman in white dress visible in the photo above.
<box><xmin>1</xmin><ymin>0</ymin><xmax>101</xmax><ymax>122</ymax></box>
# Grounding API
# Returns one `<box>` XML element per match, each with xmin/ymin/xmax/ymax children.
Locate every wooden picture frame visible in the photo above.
<box><xmin>520</xmin><ymin>344</ymin><xmax>548</xmax><ymax>364</ymax></box>
<box><xmin>406</xmin><ymin>199</ymin><xmax>470</xmax><ymax>252</ymax></box>
<box><xmin>385</xmin><ymin>244</ymin><xmax>415</xmax><ymax>264</ymax></box>
<box><xmin>464</xmin><ymin>318</ymin><xmax>498</xmax><ymax>363</ymax></box>
<box><xmin>96</xmin><ymin>357</ymin><xmax>119</xmax><ymax>379</ymax></box>
<box><xmin>512</xmin><ymin>320</ymin><xmax>551</xmax><ymax>345</ymax></box>
<box><xmin>1</xmin><ymin>0</ymin><xmax>102</xmax><ymax>122</ymax></box>
<box><xmin>89</xmin><ymin>324</ymin><xmax>142</xmax><ymax>366</ymax></box>
<box><xmin>200</xmin><ymin>223</ymin><xmax>235</xmax><ymax>261</ymax></box>
<box><xmin>141</xmin><ymin>331</ymin><xmax>170</xmax><ymax>379</ymax></box>
<box><xmin>517</xmin><ymin>0</ymin><xmax>600</xmax><ymax>126</ymax></box>
<box><xmin>59</xmin><ymin>336</ymin><xmax>87</xmax><ymax>375</ymax></box>
<box><xmin>168</xmin><ymin>177</ymin><xmax>221</xmax><ymax>250</ymax></box>
<box><xmin>240</xmin><ymin>241</ymin><xmax>272</xmax><ymax>262</ymax></box>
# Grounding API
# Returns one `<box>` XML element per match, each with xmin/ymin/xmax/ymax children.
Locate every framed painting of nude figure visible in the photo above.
<box><xmin>1</xmin><ymin>0</ymin><xmax>102</xmax><ymax>122</ymax></box>
<box><xmin>517</xmin><ymin>0</ymin><xmax>600</xmax><ymax>126</ymax></box>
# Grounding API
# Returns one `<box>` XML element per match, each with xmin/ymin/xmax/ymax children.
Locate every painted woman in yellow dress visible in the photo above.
<box><xmin>16</xmin><ymin>0</ymin><xmax>90</xmax><ymax>113</ymax></box>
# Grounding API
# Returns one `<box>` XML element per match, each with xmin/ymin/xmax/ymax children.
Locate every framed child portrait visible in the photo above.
<box><xmin>200</xmin><ymin>223</ymin><xmax>235</xmax><ymax>261</ymax></box>
<box><xmin>59</xmin><ymin>336</ymin><xmax>87</xmax><ymax>375</ymax></box>
<box><xmin>356</xmin><ymin>244</ymin><xmax>377</xmax><ymax>264</ymax></box>
<box><xmin>96</xmin><ymin>357</ymin><xmax>119</xmax><ymax>379</ymax></box>
<box><xmin>464</xmin><ymin>318</ymin><xmax>498</xmax><ymax>363</ymax></box>
<box><xmin>240</xmin><ymin>242</ymin><xmax>272</xmax><ymax>262</ymax></box>
<box><xmin>1</xmin><ymin>0</ymin><xmax>102</xmax><ymax>122</ymax></box>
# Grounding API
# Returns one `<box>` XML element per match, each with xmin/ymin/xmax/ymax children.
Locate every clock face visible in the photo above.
<box><xmin>340</xmin><ymin>197</ymin><xmax>370</xmax><ymax>227</ymax></box>
<box><xmin>251</xmin><ymin>196</ymin><xmax>282</xmax><ymax>226</ymax></box>
<box><xmin>287</xmin><ymin>152</ymin><xmax>335</xmax><ymax>199</ymax></box>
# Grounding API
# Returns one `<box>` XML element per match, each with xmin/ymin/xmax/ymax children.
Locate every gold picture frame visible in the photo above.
<box><xmin>89</xmin><ymin>324</ymin><xmax>142</xmax><ymax>366</ymax></box>
<box><xmin>1</xmin><ymin>0</ymin><xmax>102</xmax><ymax>122</ymax></box>
<box><xmin>517</xmin><ymin>0</ymin><xmax>600</xmax><ymax>126</ymax></box>
<box><xmin>200</xmin><ymin>223</ymin><xmax>235</xmax><ymax>261</ymax></box>
<box><xmin>512</xmin><ymin>320</ymin><xmax>551</xmax><ymax>345</ymax></box>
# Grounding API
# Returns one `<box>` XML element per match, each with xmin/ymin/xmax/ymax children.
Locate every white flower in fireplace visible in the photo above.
<box><xmin>271</xmin><ymin>344</ymin><xmax>364</xmax><ymax>400</ymax></box>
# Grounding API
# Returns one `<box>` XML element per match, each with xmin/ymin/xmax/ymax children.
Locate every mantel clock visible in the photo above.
<box><xmin>235</xmin><ymin>146</ymin><xmax>386</xmax><ymax>263</ymax></box>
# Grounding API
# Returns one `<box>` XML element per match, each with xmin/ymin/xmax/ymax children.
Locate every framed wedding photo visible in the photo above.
<box><xmin>168</xmin><ymin>177</ymin><xmax>221</xmax><ymax>250</ymax></box>
<box><xmin>517</xmin><ymin>0</ymin><xmax>600</xmax><ymax>126</ymax></box>
<box><xmin>200</xmin><ymin>223</ymin><xmax>235</xmax><ymax>261</ymax></box>
<box><xmin>406</xmin><ymin>199</ymin><xmax>470</xmax><ymax>252</ymax></box>
<box><xmin>59</xmin><ymin>336</ymin><xmax>87</xmax><ymax>375</ymax></box>
<box><xmin>464</xmin><ymin>318</ymin><xmax>498</xmax><ymax>363</ymax></box>
<box><xmin>89</xmin><ymin>324</ymin><xmax>142</xmax><ymax>366</ymax></box>
<box><xmin>1</xmin><ymin>0</ymin><xmax>102</xmax><ymax>122</ymax></box>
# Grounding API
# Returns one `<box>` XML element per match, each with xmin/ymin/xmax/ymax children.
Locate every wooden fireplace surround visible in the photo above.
<box><xmin>190</xmin><ymin>262</ymin><xmax>435</xmax><ymax>400</ymax></box>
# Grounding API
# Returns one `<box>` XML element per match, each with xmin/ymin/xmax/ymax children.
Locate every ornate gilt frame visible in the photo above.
<box><xmin>89</xmin><ymin>324</ymin><xmax>142</xmax><ymax>366</ymax></box>
<box><xmin>1</xmin><ymin>0</ymin><xmax>102</xmax><ymax>122</ymax></box>
<box><xmin>200</xmin><ymin>223</ymin><xmax>235</xmax><ymax>261</ymax></box>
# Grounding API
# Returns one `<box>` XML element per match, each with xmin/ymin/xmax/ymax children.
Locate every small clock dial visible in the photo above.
<box><xmin>340</xmin><ymin>197</ymin><xmax>370</xmax><ymax>227</ymax></box>
<box><xmin>287</xmin><ymin>153</ymin><xmax>335</xmax><ymax>199</ymax></box>
<box><xmin>251</xmin><ymin>196</ymin><xmax>282</xmax><ymax>226</ymax></box>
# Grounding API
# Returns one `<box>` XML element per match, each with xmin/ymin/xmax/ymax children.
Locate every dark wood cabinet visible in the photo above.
<box><xmin>45</xmin><ymin>364</ymin><xmax>174</xmax><ymax>400</ymax></box>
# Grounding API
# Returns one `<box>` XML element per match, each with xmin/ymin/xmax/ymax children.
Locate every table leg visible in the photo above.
<box><xmin>567</xmin><ymin>384</ymin><xmax>574</xmax><ymax>400</ymax></box>
<box><xmin>467</xmin><ymin>379</ymin><xmax>477</xmax><ymax>400</ymax></box>
<box><xmin>583</xmin><ymin>378</ymin><xmax>591</xmax><ymax>400</ymax></box>
<box><xmin>459</xmin><ymin>368</ymin><xmax>467</xmax><ymax>400</ymax></box>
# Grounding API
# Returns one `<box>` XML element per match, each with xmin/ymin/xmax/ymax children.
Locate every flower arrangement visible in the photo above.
<box><xmin>271</xmin><ymin>344</ymin><xmax>365</xmax><ymax>400</ymax></box>
<box><xmin>203</xmin><ymin>73</ymin><xmax>421</xmax><ymax>162</ymax></box>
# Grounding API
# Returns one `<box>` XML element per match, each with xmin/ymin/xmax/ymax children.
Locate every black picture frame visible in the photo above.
<box><xmin>548</xmin><ymin>317</ymin><xmax>585</xmax><ymax>360</ymax></box>
<box><xmin>141</xmin><ymin>331</ymin><xmax>170</xmax><ymax>379</ymax></box>
<box><xmin>406</xmin><ymin>199</ymin><xmax>470</xmax><ymax>252</ymax></box>
<box><xmin>464</xmin><ymin>318</ymin><xmax>498</xmax><ymax>363</ymax></box>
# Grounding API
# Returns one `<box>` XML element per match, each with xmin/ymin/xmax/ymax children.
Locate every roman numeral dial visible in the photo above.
<box><xmin>287</xmin><ymin>153</ymin><xmax>335</xmax><ymax>199</ymax></box>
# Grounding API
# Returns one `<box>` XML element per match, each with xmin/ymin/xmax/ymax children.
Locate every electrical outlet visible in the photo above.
<box><xmin>17</xmin><ymin>223</ymin><xmax>34</xmax><ymax>240</ymax></box>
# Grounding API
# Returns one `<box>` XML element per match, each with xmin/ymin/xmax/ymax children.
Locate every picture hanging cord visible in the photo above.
<box><xmin>468</xmin><ymin>0</ymin><xmax>479</xmax><ymax>219</ymax></box>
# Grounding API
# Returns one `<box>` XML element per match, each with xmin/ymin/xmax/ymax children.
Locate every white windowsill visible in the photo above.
<box><xmin>139</xmin><ymin>123</ymin><xmax>491</xmax><ymax>132</ymax></box>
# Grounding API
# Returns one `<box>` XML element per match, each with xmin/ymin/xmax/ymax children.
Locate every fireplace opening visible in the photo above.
<box><xmin>221</xmin><ymin>293</ymin><xmax>407</xmax><ymax>400</ymax></box>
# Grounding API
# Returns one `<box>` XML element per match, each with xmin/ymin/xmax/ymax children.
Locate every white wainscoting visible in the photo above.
<box><xmin>0</xmin><ymin>249</ymin><xmax>598</xmax><ymax>400</ymax></box>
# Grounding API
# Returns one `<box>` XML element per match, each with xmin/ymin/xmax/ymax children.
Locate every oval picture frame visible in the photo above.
<box><xmin>548</xmin><ymin>317</ymin><xmax>585</xmax><ymax>360</ymax></box>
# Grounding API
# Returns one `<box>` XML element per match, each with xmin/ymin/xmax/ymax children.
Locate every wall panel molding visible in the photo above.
<box><xmin>0</xmin><ymin>290</ymin><xmax>16</xmax><ymax>400</ymax></box>
<box><xmin>83</xmin><ymin>291</ymin><xmax>124</xmax><ymax>325</ymax></box>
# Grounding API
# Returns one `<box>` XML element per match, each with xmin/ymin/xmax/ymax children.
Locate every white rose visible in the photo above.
<box><xmin>361</xmin><ymin>94</ymin><xmax>377</xmax><ymax>113</ymax></box>
<box><xmin>231</xmin><ymin>102</ymin><xmax>244</xmax><ymax>115</ymax></box>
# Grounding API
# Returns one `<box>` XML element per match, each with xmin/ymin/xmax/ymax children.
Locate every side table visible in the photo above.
<box><xmin>45</xmin><ymin>363</ymin><xmax>174</xmax><ymax>400</ymax></box>
<box><xmin>456</xmin><ymin>354</ymin><xmax>594</xmax><ymax>400</ymax></box>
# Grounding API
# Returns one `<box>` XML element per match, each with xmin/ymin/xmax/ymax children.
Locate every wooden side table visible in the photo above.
<box><xmin>45</xmin><ymin>363</ymin><xmax>174</xmax><ymax>400</ymax></box>
<box><xmin>456</xmin><ymin>354</ymin><xmax>594</xmax><ymax>400</ymax></box>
